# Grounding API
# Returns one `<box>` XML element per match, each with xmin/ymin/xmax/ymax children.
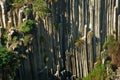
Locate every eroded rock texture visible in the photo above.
<box><xmin>0</xmin><ymin>0</ymin><xmax>120</xmax><ymax>80</ymax></box>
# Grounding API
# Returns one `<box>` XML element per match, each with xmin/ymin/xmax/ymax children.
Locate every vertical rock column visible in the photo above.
<box><xmin>118</xmin><ymin>15</ymin><xmax>120</xmax><ymax>40</ymax></box>
<box><xmin>113</xmin><ymin>7</ymin><xmax>117</xmax><ymax>39</ymax></box>
<box><xmin>0</xmin><ymin>1</ymin><xmax>6</xmax><ymax>28</ymax></box>
<box><xmin>87</xmin><ymin>5</ymin><xmax>94</xmax><ymax>71</ymax></box>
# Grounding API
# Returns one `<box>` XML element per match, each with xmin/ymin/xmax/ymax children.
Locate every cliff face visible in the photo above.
<box><xmin>0</xmin><ymin>0</ymin><xmax>120</xmax><ymax>80</ymax></box>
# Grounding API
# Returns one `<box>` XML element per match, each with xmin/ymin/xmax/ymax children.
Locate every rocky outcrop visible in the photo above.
<box><xmin>0</xmin><ymin>0</ymin><xmax>120</xmax><ymax>80</ymax></box>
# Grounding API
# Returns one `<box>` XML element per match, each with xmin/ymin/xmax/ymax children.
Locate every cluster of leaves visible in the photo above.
<box><xmin>23</xmin><ymin>34</ymin><xmax>32</xmax><ymax>46</ymax></box>
<box><xmin>103</xmin><ymin>35</ymin><xmax>120</xmax><ymax>67</ymax></box>
<box><xmin>103</xmin><ymin>35</ymin><xmax>116</xmax><ymax>54</ymax></box>
<box><xmin>1</xmin><ymin>32</ymin><xmax>8</xmax><ymax>45</ymax></box>
<box><xmin>82</xmin><ymin>65</ymin><xmax>106</xmax><ymax>80</ymax></box>
<box><xmin>0</xmin><ymin>45</ymin><xmax>20</xmax><ymax>76</ymax></box>
<box><xmin>24</xmin><ymin>7</ymin><xmax>32</xmax><ymax>16</ymax></box>
<box><xmin>105</xmin><ymin>61</ymin><xmax>115</xmax><ymax>79</ymax></box>
<box><xmin>9</xmin><ymin>0</ymin><xmax>25</xmax><ymax>8</ymax></box>
<box><xmin>20</xmin><ymin>19</ymin><xmax>35</xmax><ymax>33</ymax></box>
<box><xmin>0</xmin><ymin>45</ymin><xmax>17</xmax><ymax>68</ymax></box>
<box><xmin>33</xmin><ymin>0</ymin><xmax>50</xmax><ymax>17</ymax></box>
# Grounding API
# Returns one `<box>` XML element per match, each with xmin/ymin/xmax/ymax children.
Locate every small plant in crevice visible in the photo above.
<box><xmin>44</xmin><ymin>55</ymin><xmax>49</xmax><ymax>64</ymax></box>
<box><xmin>23</xmin><ymin>34</ymin><xmax>33</xmax><ymax>46</ymax></box>
<box><xmin>24</xmin><ymin>7</ymin><xmax>31</xmax><ymax>16</ymax></box>
<box><xmin>12</xmin><ymin>36</ymin><xmax>18</xmax><ymax>42</ymax></box>
<box><xmin>20</xmin><ymin>19</ymin><xmax>35</xmax><ymax>33</ymax></box>
<box><xmin>1</xmin><ymin>32</ymin><xmax>8</xmax><ymax>45</ymax></box>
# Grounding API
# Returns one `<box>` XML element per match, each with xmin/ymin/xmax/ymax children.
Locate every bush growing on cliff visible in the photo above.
<box><xmin>23</xmin><ymin>34</ymin><xmax>33</xmax><ymax>46</ymax></box>
<box><xmin>103</xmin><ymin>35</ymin><xmax>116</xmax><ymax>53</ymax></box>
<box><xmin>20</xmin><ymin>19</ymin><xmax>35</xmax><ymax>33</ymax></box>
<box><xmin>103</xmin><ymin>35</ymin><xmax>120</xmax><ymax>68</ymax></box>
<box><xmin>10</xmin><ymin>0</ymin><xmax>25</xmax><ymax>8</ymax></box>
<box><xmin>0</xmin><ymin>45</ymin><xmax>20</xmax><ymax>79</ymax></box>
<box><xmin>33</xmin><ymin>0</ymin><xmax>49</xmax><ymax>17</ymax></box>
<box><xmin>82</xmin><ymin>65</ymin><xmax>106</xmax><ymax>80</ymax></box>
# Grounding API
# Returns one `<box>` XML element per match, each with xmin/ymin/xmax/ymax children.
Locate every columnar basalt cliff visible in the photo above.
<box><xmin>0</xmin><ymin>0</ymin><xmax>120</xmax><ymax>80</ymax></box>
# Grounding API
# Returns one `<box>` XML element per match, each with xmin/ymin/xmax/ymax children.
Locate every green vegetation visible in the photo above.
<box><xmin>103</xmin><ymin>35</ymin><xmax>120</xmax><ymax>67</ymax></box>
<box><xmin>82</xmin><ymin>65</ymin><xmax>106</xmax><ymax>80</ymax></box>
<box><xmin>82</xmin><ymin>35</ymin><xmax>119</xmax><ymax>80</ymax></box>
<box><xmin>12</xmin><ymin>36</ymin><xmax>18</xmax><ymax>41</ymax></box>
<box><xmin>103</xmin><ymin>35</ymin><xmax>116</xmax><ymax>53</ymax></box>
<box><xmin>0</xmin><ymin>45</ymin><xmax>20</xmax><ymax>79</ymax></box>
<box><xmin>33</xmin><ymin>0</ymin><xmax>49</xmax><ymax>17</ymax></box>
<box><xmin>23</xmin><ymin>34</ymin><xmax>32</xmax><ymax>46</ymax></box>
<box><xmin>44</xmin><ymin>56</ymin><xmax>49</xmax><ymax>63</ymax></box>
<box><xmin>1</xmin><ymin>32</ymin><xmax>8</xmax><ymax>45</ymax></box>
<box><xmin>10</xmin><ymin>0</ymin><xmax>25</xmax><ymax>8</ymax></box>
<box><xmin>20</xmin><ymin>19</ymin><xmax>35</xmax><ymax>33</ymax></box>
<box><xmin>24</xmin><ymin>7</ymin><xmax>31</xmax><ymax>16</ymax></box>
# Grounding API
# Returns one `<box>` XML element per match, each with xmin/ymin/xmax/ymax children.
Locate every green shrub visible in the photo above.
<box><xmin>1</xmin><ymin>32</ymin><xmax>7</xmax><ymax>45</ymax></box>
<box><xmin>24</xmin><ymin>7</ymin><xmax>31</xmax><ymax>16</ymax></box>
<box><xmin>0</xmin><ymin>45</ymin><xmax>15</xmax><ymax>65</ymax></box>
<box><xmin>82</xmin><ymin>65</ymin><xmax>106</xmax><ymax>80</ymax></box>
<box><xmin>12</xmin><ymin>36</ymin><xmax>18</xmax><ymax>41</ymax></box>
<box><xmin>33</xmin><ymin>0</ymin><xmax>49</xmax><ymax>17</ymax></box>
<box><xmin>23</xmin><ymin>34</ymin><xmax>32</xmax><ymax>46</ymax></box>
<box><xmin>103</xmin><ymin>35</ymin><xmax>116</xmax><ymax>53</ymax></box>
<box><xmin>20</xmin><ymin>19</ymin><xmax>35</xmax><ymax>33</ymax></box>
<box><xmin>10</xmin><ymin>0</ymin><xmax>25</xmax><ymax>8</ymax></box>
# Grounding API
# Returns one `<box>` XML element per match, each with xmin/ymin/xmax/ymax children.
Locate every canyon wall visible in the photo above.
<box><xmin>0</xmin><ymin>0</ymin><xmax>120</xmax><ymax>80</ymax></box>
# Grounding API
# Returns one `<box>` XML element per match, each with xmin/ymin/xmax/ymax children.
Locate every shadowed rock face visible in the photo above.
<box><xmin>0</xmin><ymin>0</ymin><xmax>120</xmax><ymax>80</ymax></box>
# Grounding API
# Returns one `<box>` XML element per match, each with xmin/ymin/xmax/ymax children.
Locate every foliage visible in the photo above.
<box><xmin>33</xmin><ymin>0</ymin><xmax>49</xmax><ymax>17</ymax></box>
<box><xmin>24</xmin><ymin>7</ymin><xmax>31</xmax><ymax>16</ymax></box>
<box><xmin>82</xmin><ymin>65</ymin><xmax>106</xmax><ymax>80</ymax></box>
<box><xmin>23</xmin><ymin>34</ymin><xmax>32</xmax><ymax>46</ymax></box>
<box><xmin>1</xmin><ymin>31</ymin><xmax>8</xmax><ymax>45</ymax></box>
<box><xmin>48</xmin><ymin>0</ymin><xmax>58</xmax><ymax>3</ymax></box>
<box><xmin>0</xmin><ymin>45</ymin><xmax>20</xmax><ymax>70</ymax></box>
<box><xmin>103</xmin><ymin>35</ymin><xmax>120</xmax><ymax>67</ymax></box>
<box><xmin>20</xmin><ymin>19</ymin><xmax>35</xmax><ymax>33</ymax></box>
<box><xmin>44</xmin><ymin>56</ymin><xmax>49</xmax><ymax>63</ymax></box>
<box><xmin>12</xmin><ymin>36</ymin><xmax>18</xmax><ymax>41</ymax></box>
<box><xmin>103</xmin><ymin>35</ymin><xmax>116</xmax><ymax>53</ymax></box>
<box><xmin>105</xmin><ymin>61</ymin><xmax>115</xmax><ymax>79</ymax></box>
<box><xmin>10</xmin><ymin>0</ymin><xmax>25</xmax><ymax>8</ymax></box>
